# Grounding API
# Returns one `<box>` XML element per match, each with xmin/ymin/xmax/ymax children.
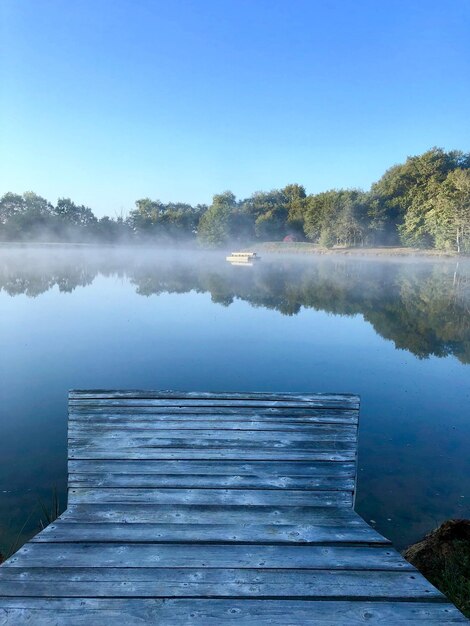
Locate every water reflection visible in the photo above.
<box><xmin>1</xmin><ymin>247</ymin><xmax>469</xmax><ymax>362</ymax></box>
<box><xmin>0</xmin><ymin>247</ymin><xmax>469</xmax><ymax>555</ymax></box>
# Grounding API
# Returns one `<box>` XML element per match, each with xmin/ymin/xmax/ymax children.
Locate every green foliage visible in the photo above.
<box><xmin>319</xmin><ymin>226</ymin><xmax>336</xmax><ymax>248</ymax></box>
<box><xmin>1</xmin><ymin>147</ymin><xmax>469</xmax><ymax>249</ymax></box>
<box><xmin>0</xmin><ymin>192</ymin><xmax>118</xmax><ymax>243</ymax></box>
<box><xmin>404</xmin><ymin>520</ymin><xmax>470</xmax><ymax>619</ymax></box>
<box><xmin>304</xmin><ymin>189</ymin><xmax>368</xmax><ymax>246</ymax></box>
<box><xmin>254</xmin><ymin>205</ymin><xmax>288</xmax><ymax>240</ymax></box>
<box><xmin>127</xmin><ymin>197</ymin><xmax>162</xmax><ymax>233</ymax></box>
<box><xmin>283</xmin><ymin>183</ymin><xmax>307</xmax><ymax>236</ymax></box>
<box><xmin>371</xmin><ymin>148</ymin><xmax>469</xmax><ymax>247</ymax></box>
<box><xmin>93</xmin><ymin>216</ymin><xmax>127</xmax><ymax>242</ymax></box>
<box><xmin>239</xmin><ymin>189</ymin><xmax>286</xmax><ymax>241</ymax></box>
<box><xmin>426</xmin><ymin>169</ymin><xmax>470</xmax><ymax>253</ymax></box>
<box><xmin>128</xmin><ymin>198</ymin><xmax>204</xmax><ymax>241</ymax></box>
<box><xmin>56</xmin><ymin>198</ymin><xmax>96</xmax><ymax>228</ymax></box>
<box><xmin>0</xmin><ymin>192</ymin><xmax>25</xmax><ymax>224</ymax></box>
<box><xmin>197</xmin><ymin>191</ymin><xmax>237</xmax><ymax>247</ymax></box>
<box><xmin>237</xmin><ymin>186</ymin><xmax>306</xmax><ymax>241</ymax></box>
<box><xmin>438</xmin><ymin>543</ymin><xmax>470</xmax><ymax>618</ymax></box>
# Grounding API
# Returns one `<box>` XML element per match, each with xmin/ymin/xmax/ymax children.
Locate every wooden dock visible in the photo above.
<box><xmin>0</xmin><ymin>391</ymin><xmax>466</xmax><ymax>624</ymax></box>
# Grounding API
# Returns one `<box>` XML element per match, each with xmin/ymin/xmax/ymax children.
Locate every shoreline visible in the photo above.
<box><xmin>256</xmin><ymin>242</ymin><xmax>465</xmax><ymax>259</ymax></box>
<box><xmin>404</xmin><ymin>519</ymin><xmax>470</xmax><ymax>618</ymax></box>
<box><xmin>0</xmin><ymin>240</ymin><xmax>467</xmax><ymax>259</ymax></box>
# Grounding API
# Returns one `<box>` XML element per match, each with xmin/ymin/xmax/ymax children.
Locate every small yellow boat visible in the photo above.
<box><xmin>226</xmin><ymin>251</ymin><xmax>261</xmax><ymax>265</ymax></box>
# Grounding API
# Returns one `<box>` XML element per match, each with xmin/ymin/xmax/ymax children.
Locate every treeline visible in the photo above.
<box><xmin>1</xmin><ymin>147</ymin><xmax>469</xmax><ymax>252</ymax></box>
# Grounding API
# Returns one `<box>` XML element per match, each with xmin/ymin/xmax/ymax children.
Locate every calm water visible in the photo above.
<box><xmin>0</xmin><ymin>247</ymin><xmax>469</xmax><ymax>555</ymax></box>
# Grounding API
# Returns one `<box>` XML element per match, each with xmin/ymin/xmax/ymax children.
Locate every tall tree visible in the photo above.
<box><xmin>370</xmin><ymin>148</ymin><xmax>469</xmax><ymax>245</ymax></box>
<box><xmin>254</xmin><ymin>205</ymin><xmax>288</xmax><ymax>240</ymax></box>
<box><xmin>55</xmin><ymin>198</ymin><xmax>96</xmax><ymax>228</ymax></box>
<box><xmin>197</xmin><ymin>191</ymin><xmax>237</xmax><ymax>247</ymax></box>
<box><xmin>128</xmin><ymin>198</ymin><xmax>163</xmax><ymax>236</ymax></box>
<box><xmin>283</xmin><ymin>184</ymin><xmax>307</xmax><ymax>237</ymax></box>
<box><xmin>335</xmin><ymin>194</ymin><xmax>369</xmax><ymax>247</ymax></box>
<box><xmin>426</xmin><ymin>169</ymin><xmax>470</xmax><ymax>253</ymax></box>
<box><xmin>0</xmin><ymin>193</ymin><xmax>25</xmax><ymax>225</ymax></box>
<box><xmin>303</xmin><ymin>189</ymin><xmax>366</xmax><ymax>246</ymax></box>
<box><xmin>241</xmin><ymin>189</ymin><xmax>289</xmax><ymax>241</ymax></box>
<box><xmin>0</xmin><ymin>192</ymin><xmax>55</xmax><ymax>240</ymax></box>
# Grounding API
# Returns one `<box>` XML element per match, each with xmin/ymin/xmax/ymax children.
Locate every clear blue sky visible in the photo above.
<box><xmin>1</xmin><ymin>0</ymin><xmax>469</xmax><ymax>216</ymax></box>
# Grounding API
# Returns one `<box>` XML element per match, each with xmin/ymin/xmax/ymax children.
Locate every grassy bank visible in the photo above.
<box><xmin>256</xmin><ymin>242</ymin><xmax>463</xmax><ymax>258</ymax></box>
<box><xmin>404</xmin><ymin>519</ymin><xmax>470</xmax><ymax>618</ymax></box>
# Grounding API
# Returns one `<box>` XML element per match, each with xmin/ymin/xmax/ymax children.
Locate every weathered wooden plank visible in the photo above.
<box><xmin>67</xmin><ymin>488</ymin><xmax>352</xmax><ymax>507</ymax></box>
<box><xmin>0</xmin><ymin>598</ymin><xmax>464</xmax><ymax>625</ymax></box>
<box><xmin>68</xmin><ymin>428</ymin><xmax>357</xmax><ymax>443</ymax></box>
<box><xmin>68</xmin><ymin>473</ymin><xmax>355</xmax><ymax>490</ymax></box>
<box><xmin>68</xmin><ymin>391</ymin><xmax>359</xmax><ymax>405</ymax></box>
<box><xmin>69</xmin><ymin>389</ymin><xmax>359</xmax><ymax>395</ymax></box>
<box><xmin>69</xmin><ymin>418</ymin><xmax>358</xmax><ymax>431</ymax></box>
<box><xmin>69</xmin><ymin>400</ymin><xmax>359</xmax><ymax>411</ymax></box>
<box><xmin>31</xmin><ymin>522</ymin><xmax>387</xmax><ymax>544</ymax></box>
<box><xmin>68</xmin><ymin>459</ymin><xmax>356</xmax><ymax>476</ymax></box>
<box><xmin>69</xmin><ymin>390</ymin><xmax>360</xmax><ymax>403</ymax></box>
<box><xmin>0</xmin><ymin>568</ymin><xmax>440</xmax><ymax>598</ymax></box>
<box><xmin>68</xmin><ymin>393</ymin><xmax>358</xmax><ymax>401</ymax></box>
<box><xmin>69</xmin><ymin>403</ymin><xmax>359</xmax><ymax>412</ymax></box>
<box><xmin>69</xmin><ymin>407</ymin><xmax>359</xmax><ymax>422</ymax></box>
<box><xmin>69</xmin><ymin>404</ymin><xmax>359</xmax><ymax>411</ymax></box>
<box><xmin>69</xmin><ymin>449</ymin><xmax>356</xmax><ymax>461</ymax></box>
<box><xmin>68</xmin><ymin>436</ymin><xmax>357</xmax><ymax>451</ymax></box>
<box><xmin>58</xmin><ymin>504</ymin><xmax>366</xmax><ymax>525</ymax></box>
<box><xmin>4</xmin><ymin>543</ymin><xmax>411</xmax><ymax>569</ymax></box>
<box><xmin>68</xmin><ymin>423</ymin><xmax>358</xmax><ymax>436</ymax></box>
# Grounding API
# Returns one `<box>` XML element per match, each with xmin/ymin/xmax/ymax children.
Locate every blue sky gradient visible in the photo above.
<box><xmin>1</xmin><ymin>0</ymin><xmax>469</xmax><ymax>216</ymax></box>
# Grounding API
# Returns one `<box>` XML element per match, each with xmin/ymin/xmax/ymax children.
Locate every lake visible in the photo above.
<box><xmin>0</xmin><ymin>246</ymin><xmax>469</xmax><ymax>556</ymax></box>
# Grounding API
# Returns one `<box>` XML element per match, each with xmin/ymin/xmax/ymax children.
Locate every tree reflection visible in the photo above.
<box><xmin>1</xmin><ymin>249</ymin><xmax>469</xmax><ymax>363</ymax></box>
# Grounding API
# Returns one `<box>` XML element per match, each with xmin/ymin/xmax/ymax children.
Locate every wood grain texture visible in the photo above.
<box><xmin>30</xmin><ymin>521</ymin><xmax>389</xmax><ymax>544</ymax></box>
<box><xmin>67</xmin><ymin>473</ymin><xmax>356</xmax><ymax>490</ymax></box>
<box><xmin>0</xmin><ymin>568</ymin><xmax>441</xmax><ymax>598</ymax></box>
<box><xmin>4</xmin><ymin>543</ymin><xmax>413</xmax><ymax>569</ymax></box>
<box><xmin>0</xmin><ymin>599</ymin><xmax>465</xmax><ymax>625</ymax></box>
<box><xmin>68</xmin><ymin>411</ymin><xmax>359</xmax><ymax>424</ymax></box>
<box><xmin>0</xmin><ymin>390</ymin><xmax>465</xmax><ymax>624</ymax></box>
<box><xmin>68</xmin><ymin>442</ymin><xmax>358</xmax><ymax>460</ymax></box>
<box><xmin>67</xmin><ymin>487</ymin><xmax>353</xmax><ymax>506</ymax></box>
<box><xmin>58</xmin><ymin>504</ymin><xmax>369</xmax><ymax>524</ymax></box>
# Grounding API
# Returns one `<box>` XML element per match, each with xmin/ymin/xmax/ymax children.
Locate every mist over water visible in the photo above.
<box><xmin>0</xmin><ymin>246</ymin><xmax>469</xmax><ymax>553</ymax></box>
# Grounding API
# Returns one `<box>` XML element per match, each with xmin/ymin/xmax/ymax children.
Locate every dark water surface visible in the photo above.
<box><xmin>0</xmin><ymin>247</ymin><xmax>469</xmax><ymax>555</ymax></box>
